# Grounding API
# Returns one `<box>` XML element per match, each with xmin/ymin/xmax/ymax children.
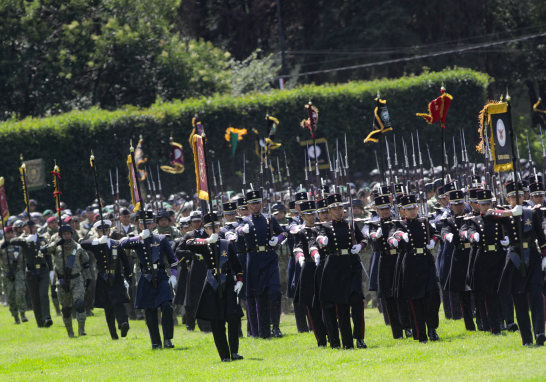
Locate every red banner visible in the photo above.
<box><xmin>0</xmin><ymin>177</ymin><xmax>10</xmax><ymax>223</ymax></box>
<box><xmin>192</xmin><ymin>135</ymin><xmax>209</xmax><ymax>201</ymax></box>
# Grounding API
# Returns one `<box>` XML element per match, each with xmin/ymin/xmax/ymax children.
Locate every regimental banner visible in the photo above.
<box><xmin>192</xmin><ymin>134</ymin><xmax>209</xmax><ymax>201</ymax></box>
<box><xmin>299</xmin><ymin>138</ymin><xmax>330</xmax><ymax>171</ymax></box>
<box><xmin>127</xmin><ymin>154</ymin><xmax>141</xmax><ymax>212</ymax></box>
<box><xmin>22</xmin><ymin>158</ymin><xmax>45</xmax><ymax>191</ymax></box>
<box><xmin>487</xmin><ymin>103</ymin><xmax>514</xmax><ymax>172</ymax></box>
<box><xmin>0</xmin><ymin>177</ymin><xmax>9</xmax><ymax>223</ymax></box>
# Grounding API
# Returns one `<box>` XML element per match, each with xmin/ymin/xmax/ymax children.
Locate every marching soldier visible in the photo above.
<box><xmin>484</xmin><ymin>181</ymin><xmax>546</xmax><ymax>346</ymax></box>
<box><xmin>1</xmin><ymin>226</ymin><xmax>28</xmax><ymax>324</ymax></box>
<box><xmin>367</xmin><ymin>194</ymin><xmax>405</xmax><ymax>339</ymax></box>
<box><xmin>316</xmin><ymin>193</ymin><xmax>368</xmax><ymax>349</ymax></box>
<box><xmin>236</xmin><ymin>190</ymin><xmax>288</xmax><ymax>339</ymax></box>
<box><xmin>41</xmin><ymin>224</ymin><xmax>92</xmax><ymax>337</ymax></box>
<box><xmin>120</xmin><ymin>211</ymin><xmax>179</xmax><ymax>349</ymax></box>
<box><xmin>186</xmin><ymin>213</ymin><xmax>244</xmax><ymax>362</ymax></box>
<box><xmin>464</xmin><ymin>189</ymin><xmax>510</xmax><ymax>335</ymax></box>
<box><xmin>291</xmin><ymin>200</ymin><xmax>328</xmax><ymax>347</ymax></box>
<box><xmin>154</xmin><ymin>209</ymin><xmax>183</xmax><ymax>241</ymax></box>
<box><xmin>10</xmin><ymin>220</ymin><xmax>53</xmax><ymax>328</ymax></box>
<box><xmin>388</xmin><ymin>194</ymin><xmax>441</xmax><ymax>343</ymax></box>
<box><xmin>442</xmin><ymin>189</ymin><xmax>476</xmax><ymax>331</ymax></box>
<box><xmin>81</xmin><ymin>220</ymin><xmax>132</xmax><ymax>340</ymax></box>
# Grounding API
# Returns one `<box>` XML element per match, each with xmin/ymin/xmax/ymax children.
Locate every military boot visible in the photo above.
<box><xmin>78</xmin><ymin>320</ymin><xmax>87</xmax><ymax>336</ymax></box>
<box><xmin>64</xmin><ymin>318</ymin><xmax>75</xmax><ymax>338</ymax></box>
<box><xmin>14</xmin><ymin>313</ymin><xmax>21</xmax><ymax>324</ymax></box>
<box><xmin>20</xmin><ymin>312</ymin><xmax>28</xmax><ymax>323</ymax></box>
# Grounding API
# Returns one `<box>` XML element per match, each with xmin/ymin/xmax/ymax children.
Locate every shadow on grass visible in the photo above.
<box><xmin>173</xmin><ymin>347</ymin><xmax>190</xmax><ymax>351</ymax></box>
<box><xmin>247</xmin><ymin>358</ymin><xmax>264</xmax><ymax>361</ymax></box>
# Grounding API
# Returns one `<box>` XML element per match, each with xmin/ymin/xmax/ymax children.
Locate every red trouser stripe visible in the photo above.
<box><xmin>409</xmin><ymin>299</ymin><xmax>420</xmax><ymax>341</ymax></box>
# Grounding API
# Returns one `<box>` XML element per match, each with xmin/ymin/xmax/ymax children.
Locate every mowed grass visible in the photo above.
<box><xmin>0</xmin><ymin>301</ymin><xmax>545</xmax><ymax>381</ymax></box>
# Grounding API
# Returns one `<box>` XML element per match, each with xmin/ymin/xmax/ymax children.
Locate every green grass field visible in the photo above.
<box><xmin>0</xmin><ymin>302</ymin><xmax>545</xmax><ymax>381</ymax></box>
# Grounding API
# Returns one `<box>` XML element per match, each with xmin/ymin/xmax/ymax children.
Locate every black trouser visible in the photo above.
<box><xmin>398</xmin><ymin>298</ymin><xmax>413</xmax><ymax>330</ymax></box>
<box><xmin>185</xmin><ymin>305</ymin><xmax>212</xmax><ymax>332</ymax></box>
<box><xmin>245</xmin><ymin>297</ymin><xmax>259</xmax><ymax>337</ymax></box>
<box><xmin>257</xmin><ymin>291</ymin><xmax>282</xmax><ymax>338</ymax></box>
<box><xmin>307</xmin><ymin>303</ymin><xmax>327</xmax><ymax>346</ymax></box>
<box><xmin>458</xmin><ymin>291</ymin><xmax>476</xmax><ymax>331</ymax></box>
<box><xmin>384</xmin><ymin>297</ymin><xmax>403</xmax><ymax>338</ymax></box>
<box><xmin>335</xmin><ymin>293</ymin><xmax>365</xmax><ymax>348</ymax></box>
<box><xmin>26</xmin><ymin>270</ymin><xmax>51</xmax><ymax>327</ymax></box>
<box><xmin>105</xmin><ymin>302</ymin><xmax>129</xmax><ymax>338</ymax></box>
<box><xmin>512</xmin><ymin>284</ymin><xmax>545</xmax><ymax>345</ymax></box>
<box><xmin>498</xmin><ymin>293</ymin><xmax>515</xmax><ymax>324</ymax></box>
<box><xmin>380</xmin><ymin>298</ymin><xmax>390</xmax><ymax>325</ymax></box>
<box><xmin>144</xmin><ymin>301</ymin><xmax>174</xmax><ymax>347</ymax></box>
<box><xmin>294</xmin><ymin>302</ymin><xmax>309</xmax><ymax>332</ymax></box>
<box><xmin>409</xmin><ymin>291</ymin><xmax>441</xmax><ymax>342</ymax></box>
<box><xmin>442</xmin><ymin>289</ymin><xmax>463</xmax><ymax>320</ymax></box>
<box><xmin>323</xmin><ymin>305</ymin><xmax>341</xmax><ymax>348</ymax></box>
<box><xmin>475</xmin><ymin>292</ymin><xmax>501</xmax><ymax>334</ymax></box>
<box><xmin>210</xmin><ymin>317</ymin><xmax>240</xmax><ymax>360</ymax></box>
<box><xmin>84</xmin><ymin>274</ymin><xmax>96</xmax><ymax>312</ymax></box>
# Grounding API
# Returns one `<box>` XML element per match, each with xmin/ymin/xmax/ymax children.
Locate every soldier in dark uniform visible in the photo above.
<box><xmin>464</xmin><ymin>189</ymin><xmax>510</xmax><ymax>335</ymax></box>
<box><xmin>236</xmin><ymin>190</ymin><xmax>288</xmax><ymax>339</ymax></box>
<box><xmin>174</xmin><ymin>210</ymin><xmax>212</xmax><ymax>333</ymax></box>
<box><xmin>388</xmin><ymin>194</ymin><xmax>441</xmax><ymax>343</ymax></box>
<box><xmin>316</xmin><ymin>193</ymin><xmax>368</xmax><ymax>349</ymax></box>
<box><xmin>186</xmin><ymin>213</ymin><xmax>244</xmax><ymax>362</ymax></box>
<box><xmin>291</xmin><ymin>200</ymin><xmax>328</xmax><ymax>347</ymax></box>
<box><xmin>442</xmin><ymin>189</ymin><xmax>476</xmax><ymax>331</ymax></box>
<box><xmin>81</xmin><ymin>220</ymin><xmax>132</xmax><ymax>340</ymax></box>
<box><xmin>367</xmin><ymin>195</ymin><xmax>405</xmax><ymax>339</ymax></box>
<box><xmin>10</xmin><ymin>220</ymin><xmax>53</xmax><ymax>327</ymax></box>
<box><xmin>119</xmin><ymin>211</ymin><xmax>179</xmax><ymax>349</ymax></box>
<box><xmin>484</xmin><ymin>181</ymin><xmax>546</xmax><ymax>346</ymax></box>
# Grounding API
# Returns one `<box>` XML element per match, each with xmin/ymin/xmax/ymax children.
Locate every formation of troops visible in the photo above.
<box><xmin>3</xmin><ymin>139</ymin><xmax>546</xmax><ymax>363</ymax></box>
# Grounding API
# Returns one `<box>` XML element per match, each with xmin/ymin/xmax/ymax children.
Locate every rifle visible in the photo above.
<box><xmin>403</xmin><ymin>139</ymin><xmax>411</xmax><ymax>195</ymax></box>
<box><xmin>144</xmin><ymin>167</ymin><xmax>155</xmax><ymax>212</ymax></box>
<box><xmin>385</xmin><ymin>137</ymin><xmax>399</xmax><ymax>219</ymax></box>
<box><xmin>325</xmin><ymin>143</ymin><xmax>335</xmax><ymax>191</ymax></box>
<box><xmin>148</xmin><ymin>166</ymin><xmax>161</xmax><ymax>212</ymax></box>
<box><xmin>109</xmin><ymin>169</ymin><xmax>118</xmax><ymax>229</ymax></box>
<box><xmin>394</xmin><ymin>134</ymin><xmax>400</xmax><ymax>183</ymax></box>
<box><xmin>462</xmin><ymin>130</ymin><xmax>471</xmax><ymax>189</ymax></box>
<box><xmin>243</xmin><ymin>153</ymin><xmax>246</xmax><ymax>196</ymax></box>
<box><xmin>276</xmin><ymin>157</ymin><xmax>283</xmax><ymax>202</ymax></box>
<box><xmin>374</xmin><ymin>150</ymin><xmax>381</xmax><ymax>187</ymax></box>
<box><xmin>443</xmin><ymin>141</ymin><xmax>450</xmax><ymax>183</ymax></box>
<box><xmin>270</xmin><ymin>160</ymin><xmax>278</xmax><ymax>202</ymax></box>
<box><xmin>426</xmin><ymin>143</ymin><xmax>434</xmax><ymax>179</ymax></box>
<box><xmin>156</xmin><ymin>165</ymin><xmax>165</xmax><ymax>209</ymax></box>
<box><xmin>51</xmin><ymin>161</ymin><xmax>68</xmax><ymax>291</ymax></box>
<box><xmin>264</xmin><ymin>150</ymin><xmax>274</xmax><ymax>239</ymax></box>
<box><xmin>218</xmin><ymin>161</ymin><xmax>225</xmax><ymax>206</ymax></box>
<box><xmin>116</xmin><ymin>168</ymin><xmax>120</xmax><ymax>231</ymax></box>
<box><xmin>416</xmin><ymin>130</ymin><xmax>428</xmax><ymax>217</ymax></box>
<box><xmin>515</xmin><ymin>134</ymin><xmax>521</xmax><ymax>181</ymax></box>
<box><xmin>283</xmin><ymin>151</ymin><xmax>292</xmax><ymax>201</ymax></box>
<box><xmin>411</xmin><ymin>134</ymin><xmax>423</xmax><ymax>215</ymax></box>
<box><xmin>347</xmin><ymin>182</ymin><xmax>357</xmax><ymax>246</ymax></box>
<box><xmin>453</xmin><ymin>137</ymin><xmax>459</xmax><ymax>188</ymax></box>
<box><xmin>385</xmin><ymin>136</ymin><xmax>394</xmax><ymax>186</ymax></box>
<box><xmin>538</xmin><ymin>124</ymin><xmax>546</xmax><ymax>184</ymax></box>
<box><xmin>90</xmin><ymin>152</ymin><xmax>107</xmax><ymax>248</ymax></box>
<box><xmin>304</xmin><ymin>150</ymin><xmax>310</xmax><ymax>192</ymax></box>
<box><xmin>526</xmin><ymin>133</ymin><xmax>537</xmax><ymax>180</ymax></box>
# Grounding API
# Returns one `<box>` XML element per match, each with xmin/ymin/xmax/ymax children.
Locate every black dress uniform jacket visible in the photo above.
<box><xmin>442</xmin><ymin>214</ymin><xmax>472</xmax><ymax>293</ymax></box>
<box><xmin>368</xmin><ymin>218</ymin><xmax>397</xmax><ymax>299</ymax></box>
<box><xmin>176</xmin><ymin>229</ymin><xmax>209</xmax><ymax>308</ymax></box>
<box><xmin>291</xmin><ymin>223</ymin><xmax>319</xmax><ymax>306</ymax></box>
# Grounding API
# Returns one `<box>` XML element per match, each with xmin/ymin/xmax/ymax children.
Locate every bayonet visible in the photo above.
<box><xmin>157</xmin><ymin>165</ymin><xmax>165</xmax><ymax>209</ymax></box>
<box><xmin>284</xmin><ymin>151</ymin><xmax>292</xmax><ymax>201</ymax></box>
<box><xmin>212</xmin><ymin>159</ymin><xmax>219</xmax><ymax>210</ymax></box>
<box><xmin>416</xmin><ymin>130</ymin><xmax>428</xmax><ymax>217</ymax></box>
<box><xmin>426</xmin><ymin>144</ymin><xmax>434</xmax><ymax>179</ymax></box>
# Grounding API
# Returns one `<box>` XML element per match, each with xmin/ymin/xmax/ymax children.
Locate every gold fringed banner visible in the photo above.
<box><xmin>127</xmin><ymin>154</ymin><xmax>141</xmax><ymax>212</ymax></box>
<box><xmin>192</xmin><ymin>134</ymin><xmax>209</xmax><ymax>201</ymax></box>
<box><xmin>484</xmin><ymin>102</ymin><xmax>513</xmax><ymax>173</ymax></box>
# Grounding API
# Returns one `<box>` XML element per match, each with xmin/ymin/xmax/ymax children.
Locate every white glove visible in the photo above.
<box><xmin>318</xmin><ymin>236</ymin><xmax>328</xmax><ymax>247</ymax></box>
<box><xmin>401</xmin><ymin>233</ymin><xmax>409</xmax><ymax>243</ymax></box>
<box><xmin>91</xmin><ymin>239</ymin><xmax>99</xmax><ymax>245</ymax></box>
<box><xmin>471</xmin><ymin>233</ymin><xmax>480</xmax><ymax>243</ymax></box>
<box><xmin>298</xmin><ymin>256</ymin><xmax>305</xmax><ymax>266</ymax></box>
<box><xmin>351</xmin><ymin>244</ymin><xmax>362</xmax><ymax>254</ymax></box>
<box><xmin>542</xmin><ymin>257</ymin><xmax>546</xmax><ymax>272</ymax></box>
<box><xmin>25</xmin><ymin>235</ymin><xmax>35</xmax><ymax>243</ymax></box>
<box><xmin>124</xmin><ymin>280</ymin><xmax>130</xmax><ymax>293</ymax></box>
<box><xmin>242</xmin><ymin>224</ymin><xmax>250</xmax><ymax>234</ymax></box>
<box><xmin>314</xmin><ymin>253</ymin><xmax>320</xmax><ymax>264</ymax></box>
<box><xmin>391</xmin><ymin>239</ymin><xmax>399</xmax><ymax>248</ymax></box>
<box><xmin>168</xmin><ymin>275</ymin><xmax>177</xmax><ymax>289</ymax></box>
<box><xmin>49</xmin><ymin>271</ymin><xmax>55</xmax><ymax>285</ymax></box>
<box><xmin>234</xmin><ymin>281</ymin><xmax>243</xmax><ymax>294</ymax></box>
<box><xmin>226</xmin><ymin>232</ymin><xmax>237</xmax><ymax>242</ymax></box>
<box><xmin>500</xmin><ymin>236</ymin><xmax>510</xmax><ymax>247</ymax></box>
<box><xmin>206</xmin><ymin>233</ymin><xmax>218</xmax><ymax>244</ymax></box>
<box><xmin>99</xmin><ymin>235</ymin><xmax>109</xmax><ymax>245</ymax></box>
<box><xmin>374</xmin><ymin>227</ymin><xmax>383</xmax><ymax>239</ymax></box>
<box><xmin>140</xmin><ymin>229</ymin><xmax>150</xmax><ymax>240</ymax></box>
<box><xmin>426</xmin><ymin>239</ymin><xmax>435</xmax><ymax>250</ymax></box>
<box><xmin>511</xmin><ymin>205</ymin><xmax>523</xmax><ymax>216</ymax></box>
<box><xmin>445</xmin><ymin>233</ymin><xmax>453</xmax><ymax>243</ymax></box>
<box><xmin>269</xmin><ymin>236</ymin><xmax>279</xmax><ymax>246</ymax></box>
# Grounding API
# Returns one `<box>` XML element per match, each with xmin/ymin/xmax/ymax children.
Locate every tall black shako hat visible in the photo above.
<box><xmin>299</xmin><ymin>200</ymin><xmax>316</xmax><ymax>215</ymax></box>
<box><xmin>203</xmin><ymin>213</ymin><xmax>220</xmax><ymax>227</ymax></box>
<box><xmin>327</xmin><ymin>193</ymin><xmax>344</xmax><ymax>208</ymax></box>
<box><xmin>476</xmin><ymin>189</ymin><xmax>492</xmax><ymax>203</ymax></box>
<box><xmin>400</xmin><ymin>194</ymin><xmax>418</xmax><ymax>209</ymax></box>
<box><xmin>245</xmin><ymin>190</ymin><xmax>262</xmax><ymax>203</ymax></box>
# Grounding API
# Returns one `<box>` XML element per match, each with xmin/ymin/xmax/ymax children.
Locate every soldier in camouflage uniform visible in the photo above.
<box><xmin>1</xmin><ymin>226</ymin><xmax>28</xmax><ymax>324</ymax></box>
<box><xmin>42</xmin><ymin>224</ymin><xmax>92</xmax><ymax>337</ymax></box>
<box><xmin>44</xmin><ymin>216</ymin><xmax>62</xmax><ymax>316</ymax></box>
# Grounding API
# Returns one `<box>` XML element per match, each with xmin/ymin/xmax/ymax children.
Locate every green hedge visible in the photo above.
<box><xmin>0</xmin><ymin>68</ymin><xmax>491</xmax><ymax>213</ymax></box>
